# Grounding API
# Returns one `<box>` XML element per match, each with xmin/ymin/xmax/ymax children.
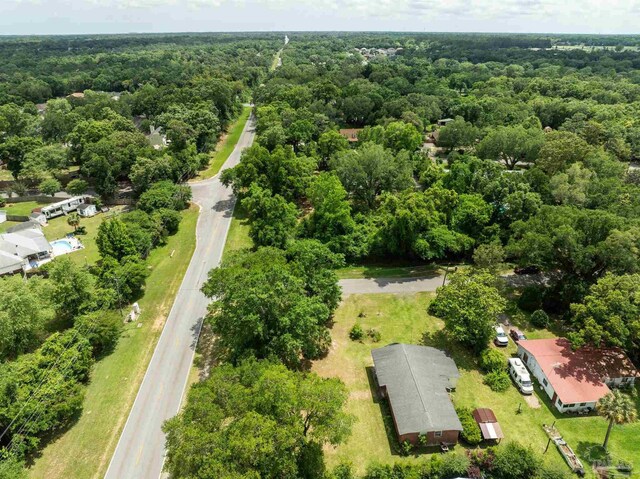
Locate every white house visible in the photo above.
<box><xmin>77</xmin><ymin>203</ymin><xmax>97</xmax><ymax>218</ymax></box>
<box><xmin>0</xmin><ymin>228</ymin><xmax>52</xmax><ymax>259</ymax></box>
<box><xmin>517</xmin><ymin>338</ymin><xmax>639</xmax><ymax>413</ymax></box>
<box><xmin>0</xmin><ymin>250</ymin><xmax>26</xmax><ymax>275</ymax></box>
<box><xmin>40</xmin><ymin>196</ymin><xmax>91</xmax><ymax>219</ymax></box>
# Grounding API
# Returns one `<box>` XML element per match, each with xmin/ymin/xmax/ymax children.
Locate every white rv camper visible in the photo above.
<box><xmin>508</xmin><ymin>357</ymin><xmax>534</xmax><ymax>395</ymax></box>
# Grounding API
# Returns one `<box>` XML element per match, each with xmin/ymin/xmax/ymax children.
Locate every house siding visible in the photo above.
<box><xmin>518</xmin><ymin>344</ymin><xmax>598</xmax><ymax>413</ymax></box>
<box><xmin>380</xmin><ymin>385</ymin><xmax>459</xmax><ymax>446</ymax></box>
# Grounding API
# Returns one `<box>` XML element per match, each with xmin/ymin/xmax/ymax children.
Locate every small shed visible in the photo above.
<box><xmin>77</xmin><ymin>203</ymin><xmax>97</xmax><ymax>218</ymax></box>
<box><xmin>473</xmin><ymin>408</ymin><xmax>504</xmax><ymax>442</ymax></box>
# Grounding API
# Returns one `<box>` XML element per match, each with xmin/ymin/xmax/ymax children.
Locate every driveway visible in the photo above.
<box><xmin>104</xmin><ymin>116</ymin><xmax>255</xmax><ymax>479</ymax></box>
<box><xmin>339</xmin><ymin>275</ymin><xmax>445</xmax><ymax>296</ymax></box>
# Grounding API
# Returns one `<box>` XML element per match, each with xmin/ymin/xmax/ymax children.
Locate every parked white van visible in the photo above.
<box><xmin>508</xmin><ymin>357</ymin><xmax>534</xmax><ymax>395</ymax></box>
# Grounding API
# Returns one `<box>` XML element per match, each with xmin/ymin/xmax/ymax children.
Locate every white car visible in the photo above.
<box><xmin>494</xmin><ymin>325</ymin><xmax>509</xmax><ymax>347</ymax></box>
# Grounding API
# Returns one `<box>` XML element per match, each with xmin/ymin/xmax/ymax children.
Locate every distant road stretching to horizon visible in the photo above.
<box><xmin>104</xmin><ymin>115</ymin><xmax>255</xmax><ymax>479</ymax></box>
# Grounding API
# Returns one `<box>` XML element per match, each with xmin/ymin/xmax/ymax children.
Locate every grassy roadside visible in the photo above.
<box><xmin>28</xmin><ymin>205</ymin><xmax>199</xmax><ymax>479</ymax></box>
<box><xmin>195</xmin><ymin>106</ymin><xmax>251</xmax><ymax>180</ymax></box>
<box><xmin>221</xmin><ymin>204</ymin><xmax>253</xmax><ymax>261</ymax></box>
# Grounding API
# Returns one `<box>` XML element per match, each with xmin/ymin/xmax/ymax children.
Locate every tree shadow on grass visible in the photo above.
<box><xmin>420</xmin><ymin>329</ymin><xmax>479</xmax><ymax>373</ymax></box>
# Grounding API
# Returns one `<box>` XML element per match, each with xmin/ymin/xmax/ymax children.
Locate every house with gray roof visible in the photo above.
<box><xmin>371</xmin><ymin>343</ymin><xmax>462</xmax><ymax>446</ymax></box>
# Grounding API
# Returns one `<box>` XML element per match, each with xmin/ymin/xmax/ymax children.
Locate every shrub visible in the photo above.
<box><xmin>518</xmin><ymin>285</ymin><xmax>544</xmax><ymax>312</ymax></box>
<box><xmin>401</xmin><ymin>440</ymin><xmax>413</xmax><ymax>456</ymax></box>
<box><xmin>492</xmin><ymin>442</ymin><xmax>541</xmax><ymax>479</ymax></box>
<box><xmin>349</xmin><ymin>323</ymin><xmax>364</xmax><ymax>341</ymax></box>
<box><xmin>480</xmin><ymin>348</ymin><xmax>505</xmax><ymax>373</ymax></box>
<box><xmin>439</xmin><ymin>453</ymin><xmax>471</xmax><ymax>478</ymax></box>
<box><xmin>484</xmin><ymin>370</ymin><xmax>511</xmax><ymax>392</ymax></box>
<box><xmin>331</xmin><ymin>463</ymin><xmax>355</xmax><ymax>479</ymax></box>
<box><xmin>531</xmin><ymin>309</ymin><xmax>550</xmax><ymax>328</ymax></box>
<box><xmin>367</xmin><ymin>328</ymin><xmax>381</xmax><ymax>342</ymax></box>
<box><xmin>456</xmin><ymin>407</ymin><xmax>482</xmax><ymax>445</ymax></box>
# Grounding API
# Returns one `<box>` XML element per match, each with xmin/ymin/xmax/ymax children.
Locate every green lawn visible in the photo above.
<box><xmin>313</xmin><ymin>293</ymin><xmax>640</xmax><ymax>476</ymax></box>
<box><xmin>29</xmin><ymin>206</ymin><xmax>199</xmax><ymax>479</ymax></box>
<box><xmin>1</xmin><ymin>200</ymin><xmax>45</xmax><ymax>217</ymax></box>
<box><xmin>221</xmin><ymin>204</ymin><xmax>253</xmax><ymax>261</ymax></box>
<box><xmin>42</xmin><ymin>207</ymin><xmax>126</xmax><ymax>265</ymax></box>
<box><xmin>195</xmin><ymin>106</ymin><xmax>251</xmax><ymax>180</ymax></box>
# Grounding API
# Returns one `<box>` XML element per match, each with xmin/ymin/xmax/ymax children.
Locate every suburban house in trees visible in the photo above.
<box><xmin>371</xmin><ymin>344</ymin><xmax>462</xmax><ymax>447</ymax></box>
<box><xmin>517</xmin><ymin>338</ymin><xmax>639</xmax><ymax>413</ymax></box>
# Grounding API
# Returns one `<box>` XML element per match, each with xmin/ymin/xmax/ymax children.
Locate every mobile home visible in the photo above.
<box><xmin>40</xmin><ymin>196</ymin><xmax>90</xmax><ymax>219</ymax></box>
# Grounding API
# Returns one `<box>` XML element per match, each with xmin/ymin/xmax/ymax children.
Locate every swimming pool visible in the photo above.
<box><xmin>51</xmin><ymin>239</ymin><xmax>73</xmax><ymax>256</ymax></box>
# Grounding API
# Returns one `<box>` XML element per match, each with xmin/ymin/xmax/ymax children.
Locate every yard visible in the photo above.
<box><xmin>312</xmin><ymin>293</ymin><xmax>640</xmax><ymax>477</ymax></box>
<box><xmin>41</xmin><ymin>206</ymin><xmax>127</xmax><ymax>265</ymax></box>
<box><xmin>28</xmin><ymin>206</ymin><xmax>199</xmax><ymax>479</ymax></box>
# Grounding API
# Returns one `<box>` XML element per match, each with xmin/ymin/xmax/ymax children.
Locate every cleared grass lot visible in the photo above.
<box><xmin>29</xmin><ymin>206</ymin><xmax>199</xmax><ymax>479</ymax></box>
<box><xmin>313</xmin><ymin>293</ymin><xmax>639</xmax><ymax>477</ymax></box>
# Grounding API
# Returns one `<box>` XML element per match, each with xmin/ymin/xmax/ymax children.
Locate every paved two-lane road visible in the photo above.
<box><xmin>104</xmin><ymin>116</ymin><xmax>255</xmax><ymax>479</ymax></box>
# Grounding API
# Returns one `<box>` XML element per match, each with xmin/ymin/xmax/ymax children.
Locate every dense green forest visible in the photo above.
<box><xmin>0</xmin><ymin>33</ymin><xmax>279</xmax><ymax>477</ymax></box>
<box><xmin>2</xmin><ymin>31</ymin><xmax>640</xmax><ymax>479</ymax></box>
<box><xmin>185</xmin><ymin>32</ymin><xmax>640</xmax><ymax>479</ymax></box>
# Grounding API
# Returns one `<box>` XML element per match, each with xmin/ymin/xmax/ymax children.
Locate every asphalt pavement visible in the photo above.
<box><xmin>104</xmin><ymin>116</ymin><xmax>255</xmax><ymax>479</ymax></box>
<box><xmin>339</xmin><ymin>275</ymin><xmax>446</xmax><ymax>296</ymax></box>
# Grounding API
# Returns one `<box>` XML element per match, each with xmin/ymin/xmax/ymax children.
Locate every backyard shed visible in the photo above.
<box><xmin>371</xmin><ymin>344</ymin><xmax>462</xmax><ymax>446</ymax></box>
<box><xmin>77</xmin><ymin>203</ymin><xmax>97</xmax><ymax>218</ymax></box>
<box><xmin>472</xmin><ymin>408</ymin><xmax>504</xmax><ymax>442</ymax></box>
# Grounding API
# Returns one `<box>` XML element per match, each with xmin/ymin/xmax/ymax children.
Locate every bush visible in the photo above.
<box><xmin>400</xmin><ymin>440</ymin><xmax>412</xmax><ymax>456</ymax></box>
<box><xmin>480</xmin><ymin>348</ymin><xmax>505</xmax><ymax>373</ymax></box>
<box><xmin>484</xmin><ymin>370</ymin><xmax>511</xmax><ymax>392</ymax></box>
<box><xmin>456</xmin><ymin>407</ymin><xmax>482</xmax><ymax>445</ymax></box>
<box><xmin>531</xmin><ymin>309</ymin><xmax>550</xmax><ymax>328</ymax></box>
<box><xmin>492</xmin><ymin>442</ymin><xmax>541</xmax><ymax>479</ymax></box>
<box><xmin>518</xmin><ymin>285</ymin><xmax>544</xmax><ymax>312</ymax></box>
<box><xmin>331</xmin><ymin>463</ymin><xmax>355</xmax><ymax>479</ymax></box>
<box><xmin>349</xmin><ymin>323</ymin><xmax>364</xmax><ymax>341</ymax></box>
<box><xmin>367</xmin><ymin>328</ymin><xmax>381</xmax><ymax>342</ymax></box>
<box><xmin>439</xmin><ymin>453</ymin><xmax>471</xmax><ymax>478</ymax></box>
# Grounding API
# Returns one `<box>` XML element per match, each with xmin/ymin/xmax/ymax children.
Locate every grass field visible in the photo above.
<box><xmin>312</xmin><ymin>293</ymin><xmax>640</xmax><ymax>477</ymax></box>
<box><xmin>221</xmin><ymin>204</ymin><xmax>253</xmax><ymax>261</ymax></box>
<box><xmin>28</xmin><ymin>206</ymin><xmax>199</xmax><ymax>479</ymax></box>
<box><xmin>195</xmin><ymin>106</ymin><xmax>251</xmax><ymax>180</ymax></box>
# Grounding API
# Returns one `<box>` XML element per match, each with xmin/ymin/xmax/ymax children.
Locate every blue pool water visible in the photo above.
<box><xmin>51</xmin><ymin>239</ymin><xmax>73</xmax><ymax>256</ymax></box>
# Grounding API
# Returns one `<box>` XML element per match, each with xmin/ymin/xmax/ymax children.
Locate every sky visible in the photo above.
<box><xmin>1</xmin><ymin>0</ymin><xmax>639</xmax><ymax>36</ymax></box>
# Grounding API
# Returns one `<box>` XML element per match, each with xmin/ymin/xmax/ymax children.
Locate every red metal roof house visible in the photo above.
<box><xmin>517</xmin><ymin>338</ymin><xmax>639</xmax><ymax>413</ymax></box>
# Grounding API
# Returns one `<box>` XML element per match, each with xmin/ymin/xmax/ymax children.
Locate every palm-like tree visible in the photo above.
<box><xmin>596</xmin><ymin>389</ymin><xmax>637</xmax><ymax>450</ymax></box>
<box><xmin>67</xmin><ymin>212</ymin><xmax>80</xmax><ymax>233</ymax></box>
